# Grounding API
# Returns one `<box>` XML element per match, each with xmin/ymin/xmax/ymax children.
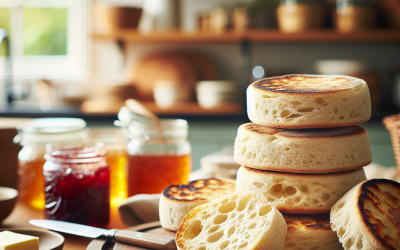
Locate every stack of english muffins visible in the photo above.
<box><xmin>234</xmin><ymin>75</ymin><xmax>373</xmax><ymax>250</ymax></box>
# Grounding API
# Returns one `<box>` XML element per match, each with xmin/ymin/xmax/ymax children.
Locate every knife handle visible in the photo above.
<box><xmin>113</xmin><ymin>230</ymin><xmax>177</xmax><ymax>250</ymax></box>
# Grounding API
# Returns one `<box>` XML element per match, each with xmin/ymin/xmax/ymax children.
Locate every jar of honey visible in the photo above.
<box><xmin>120</xmin><ymin>115</ymin><xmax>191</xmax><ymax>196</ymax></box>
<box><xmin>43</xmin><ymin>143</ymin><xmax>110</xmax><ymax>228</ymax></box>
<box><xmin>15</xmin><ymin>118</ymin><xmax>87</xmax><ymax>209</ymax></box>
<box><xmin>87</xmin><ymin>128</ymin><xmax>128</xmax><ymax>209</ymax></box>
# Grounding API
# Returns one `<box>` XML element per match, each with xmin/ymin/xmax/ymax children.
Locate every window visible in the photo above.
<box><xmin>0</xmin><ymin>0</ymin><xmax>88</xmax><ymax>79</ymax></box>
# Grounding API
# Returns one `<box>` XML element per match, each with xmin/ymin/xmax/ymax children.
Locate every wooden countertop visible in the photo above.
<box><xmin>2</xmin><ymin>202</ymin><xmax>127</xmax><ymax>250</ymax></box>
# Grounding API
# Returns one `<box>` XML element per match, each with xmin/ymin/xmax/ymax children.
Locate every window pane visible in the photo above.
<box><xmin>23</xmin><ymin>8</ymin><xmax>67</xmax><ymax>56</ymax></box>
<box><xmin>0</xmin><ymin>8</ymin><xmax>10</xmax><ymax>56</ymax></box>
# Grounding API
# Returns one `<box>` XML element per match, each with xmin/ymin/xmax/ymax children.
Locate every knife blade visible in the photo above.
<box><xmin>30</xmin><ymin>220</ymin><xmax>177</xmax><ymax>250</ymax></box>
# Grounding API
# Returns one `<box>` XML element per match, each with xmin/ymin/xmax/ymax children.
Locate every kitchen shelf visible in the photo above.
<box><xmin>80</xmin><ymin>100</ymin><xmax>243</xmax><ymax>115</ymax></box>
<box><xmin>92</xmin><ymin>29</ymin><xmax>400</xmax><ymax>43</ymax></box>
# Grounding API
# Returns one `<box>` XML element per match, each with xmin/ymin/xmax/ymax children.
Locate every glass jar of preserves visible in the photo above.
<box><xmin>87</xmin><ymin>128</ymin><xmax>128</xmax><ymax>209</ymax></box>
<box><xmin>15</xmin><ymin>118</ymin><xmax>87</xmax><ymax>210</ymax></box>
<box><xmin>43</xmin><ymin>143</ymin><xmax>110</xmax><ymax>228</ymax></box>
<box><xmin>117</xmin><ymin>109</ymin><xmax>191</xmax><ymax>196</ymax></box>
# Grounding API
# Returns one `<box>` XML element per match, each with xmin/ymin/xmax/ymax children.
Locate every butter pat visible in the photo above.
<box><xmin>0</xmin><ymin>231</ymin><xmax>39</xmax><ymax>250</ymax></box>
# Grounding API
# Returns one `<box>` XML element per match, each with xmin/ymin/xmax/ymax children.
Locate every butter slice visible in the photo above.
<box><xmin>0</xmin><ymin>231</ymin><xmax>39</xmax><ymax>250</ymax></box>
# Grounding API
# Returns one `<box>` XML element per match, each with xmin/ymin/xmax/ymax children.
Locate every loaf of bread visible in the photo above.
<box><xmin>247</xmin><ymin>74</ymin><xmax>371</xmax><ymax>128</ymax></box>
<box><xmin>236</xmin><ymin>166</ymin><xmax>366</xmax><ymax>213</ymax></box>
<box><xmin>283</xmin><ymin>213</ymin><xmax>342</xmax><ymax>250</ymax></box>
<box><xmin>234</xmin><ymin>123</ymin><xmax>371</xmax><ymax>173</ymax></box>
<box><xmin>176</xmin><ymin>192</ymin><xmax>287</xmax><ymax>250</ymax></box>
<box><xmin>330</xmin><ymin>179</ymin><xmax>400</xmax><ymax>250</ymax></box>
<box><xmin>160</xmin><ymin>179</ymin><xmax>236</xmax><ymax>231</ymax></box>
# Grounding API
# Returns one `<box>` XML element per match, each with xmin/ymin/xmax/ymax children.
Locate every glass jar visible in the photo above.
<box><xmin>335</xmin><ymin>0</ymin><xmax>377</xmax><ymax>32</ymax></box>
<box><xmin>118</xmin><ymin>113</ymin><xmax>191</xmax><ymax>196</ymax></box>
<box><xmin>277</xmin><ymin>0</ymin><xmax>326</xmax><ymax>33</ymax></box>
<box><xmin>43</xmin><ymin>143</ymin><xmax>110</xmax><ymax>228</ymax></box>
<box><xmin>15</xmin><ymin>118</ymin><xmax>87</xmax><ymax>209</ymax></box>
<box><xmin>87</xmin><ymin>128</ymin><xmax>128</xmax><ymax>209</ymax></box>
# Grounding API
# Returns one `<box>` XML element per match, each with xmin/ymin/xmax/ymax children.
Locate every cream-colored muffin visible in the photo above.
<box><xmin>330</xmin><ymin>179</ymin><xmax>400</xmax><ymax>250</ymax></box>
<box><xmin>176</xmin><ymin>192</ymin><xmax>287</xmax><ymax>250</ymax></box>
<box><xmin>160</xmin><ymin>178</ymin><xmax>236</xmax><ymax>231</ymax></box>
<box><xmin>236</xmin><ymin>166</ymin><xmax>366</xmax><ymax>214</ymax></box>
<box><xmin>283</xmin><ymin>214</ymin><xmax>342</xmax><ymax>250</ymax></box>
<box><xmin>234</xmin><ymin>123</ymin><xmax>371</xmax><ymax>173</ymax></box>
<box><xmin>247</xmin><ymin>75</ymin><xmax>371</xmax><ymax>128</ymax></box>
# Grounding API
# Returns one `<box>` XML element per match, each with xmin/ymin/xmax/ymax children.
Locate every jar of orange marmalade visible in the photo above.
<box><xmin>119</xmin><ymin>112</ymin><xmax>191</xmax><ymax>196</ymax></box>
<box><xmin>15</xmin><ymin>118</ymin><xmax>87</xmax><ymax>209</ymax></box>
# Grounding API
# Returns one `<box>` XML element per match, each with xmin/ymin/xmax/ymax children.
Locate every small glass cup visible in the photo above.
<box><xmin>43</xmin><ymin>143</ymin><xmax>110</xmax><ymax>228</ymax></box>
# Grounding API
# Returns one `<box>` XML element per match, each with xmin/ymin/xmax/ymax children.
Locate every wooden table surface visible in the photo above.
<box><xmin>1</xmin><ymin>202</ymin><xmax>127</xmax><ymax>250</ymax></box>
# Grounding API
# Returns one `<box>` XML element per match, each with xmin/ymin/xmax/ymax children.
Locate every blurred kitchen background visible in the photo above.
<box><xmin>1</xmin><ymin>0</ymin><xmax>400</xmax><ymax>170</ymax></box>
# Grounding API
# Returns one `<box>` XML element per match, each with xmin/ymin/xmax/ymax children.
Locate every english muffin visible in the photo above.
<box><xmin>176</xmin><ymin>192</ymin><xmax>287</xmax><ymax>250</ymax></box>
<box><xmin>160</xmin><ymin>178</ymin><xmax>236</xmax><ymax>231</ymax></box>
<box><xmin>236</xmin><ymin>166</ymin><xmax>366</xmax><ymax>214</ymax></box>
<box><xmin>330</xmin><ymin>179</ymin><xmax>400</xmax><ymax>250</ymax></box>
<box><xmin>283</xmin><ymin>213</ymin><xmax>342</xmax><ymax>250</ymax></box>
<box><xmin>247</xmin><ymin>75</ymin><xmax>371</xmax><ymax>128</ymax></box>
<box><xmin>234</xmin><ymin>123</ymin><xmax>371</xmax><ymax>173</ymax></box>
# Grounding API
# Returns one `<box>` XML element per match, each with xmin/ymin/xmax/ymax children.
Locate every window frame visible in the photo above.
<box><xmin>0</xmin><ymin>0</ymin><xmax>89</xmax><ymax>80</ymax></box>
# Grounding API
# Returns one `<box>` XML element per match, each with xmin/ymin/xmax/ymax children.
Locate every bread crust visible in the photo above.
<box><xmin>159</xmin><ymin>179</ymin><xmax>236</xmax><ymax>231</ymax></box>
<box><xmin>330</xmin><ymin>179</ymin><xmax>400</xmax><ymax>250</ymax></box>
<box><xmin>234</xmin><ymin>123</ymin><xmax>372</xmax><ymax>173</ymax></box>
<box><xmin>283</xmin><ymin>213</ymin><xmax>343</xmax><ymax>250</ymax></box>
<box><xmin>236</xmin><ymin>166</ymin><xmax>366</xmax><ymax>214</ymax></box>
<box><xmin>247</xmin><ymin>74</ymin><xmax>371</xmax><ymax>129</ymax></box>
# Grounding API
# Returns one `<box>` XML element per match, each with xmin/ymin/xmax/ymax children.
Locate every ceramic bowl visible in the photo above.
<box><xmin>0</xmin><ymin>229</ymin><xmax>65</xmax><ymax>250</ymax></box>
<box><xmin>0</xmin><ymin>187</ymin><xmax>18</xmax><ymax>224</ymax></box>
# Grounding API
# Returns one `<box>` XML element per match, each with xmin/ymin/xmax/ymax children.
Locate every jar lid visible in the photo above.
<box><xmin>21</xmin><ymin>118</ymin><xmax>86</xmax><ymax>134</ymax></box>
<box><xmin>16</xmin><ymin>118</ymin><xmax>87</xmax><ymax>145</ymax></box>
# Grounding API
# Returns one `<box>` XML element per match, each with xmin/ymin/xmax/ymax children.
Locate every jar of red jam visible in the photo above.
<box><xmin>43</xmin><ymin>143</ymin><xmax>110</xmax><ymax>228</ymax></box>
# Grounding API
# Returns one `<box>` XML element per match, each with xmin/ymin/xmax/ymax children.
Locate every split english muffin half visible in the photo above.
<box><xmin>247</xmin><ymin>74</ymin><xmax>371</xmax><ymax>129</ymax></box>
<box><xmin>236</xmin><ymin>166</ymin><xmax>366</xmax><ymax>214</ymax></box>
<box><xmin>234</xmin><ymin>123</ymin><xmax>372</xmax><ymax>173</ymax></box>
<box><xmin>160</xmin><ymin>178</ymin><xmax>236</xmax><ymax>231</ymax></box>
<box><xmin>176</xmin><ymin>192</ymin><xmax>287</xmax><ymax>250</ymax></box>
<box><xmin>330</xmin><ymin>179</ymin><xmax>400</xmax><ymax>250</ymax></box>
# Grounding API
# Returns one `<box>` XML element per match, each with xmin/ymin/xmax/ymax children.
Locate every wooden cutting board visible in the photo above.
<box><xmin>86</xmin><ymin>221</ymin><xmax>176</xmax><ymax>250</ymax></box>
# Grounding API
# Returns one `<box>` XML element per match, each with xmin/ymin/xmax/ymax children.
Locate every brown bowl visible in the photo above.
<box><xmin>0</xmin><ymin>187</ymin><xmax>18</xmax><ymax>224</ymax></box>
<box><xmin>0</xmin><ymin>229</ymin><xmax>64</xmax><ymax>250</ymax></box>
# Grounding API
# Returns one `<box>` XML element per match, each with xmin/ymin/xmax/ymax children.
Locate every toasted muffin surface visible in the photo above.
<box><xmin>160</xmin><ymin>179</ymin><xmax>236</xmax><ymax>231</ymax></box>
<box><xmin>163</xmin><ymin>179</ymin><xmax>236</xmax><ymax>202</ymax></box>
<box><xmin>284</xmin><ymin>213</ymin><xmax>332</xmax><ymax>231</ymax></box>
<box><xmin>358</xmin><ymin>179</ymin><xmax>400</xmax><ymax>250</ymax></box>
<box><xmin>236</xmin><ymin>166</ymin><xmax>366</xmax><ymax>214</ymax></box>
<box><xmin>234</xmin><ymin>123</ymin><xmax>372</xmax><ymax>173</ymax></box>
<box><xmin>175</xmin><ymin>192</ymin><xmax>287</xmax><ymax>250</ymax></box>
<box><xmin>253</xmin><ymin>75</ymin><xmax>360</xmax><ymax>94</ymax></box>
<box><xmin>331</xmin><ymin>179</ymin><xmax>400</xmax><ymax>250</ymax></box>
<box><xmin>247</xmin><ymin>74</ymin><xmax>371</xmax><ymax>128</ymax></box>
<box><xmin>283</xmin><ymin>214</ymin><xmax>343</xmax><ymax>250</ymax></box>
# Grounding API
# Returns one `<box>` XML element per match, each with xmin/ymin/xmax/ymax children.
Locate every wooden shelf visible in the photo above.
<box><xmin>81</xmin><ymin>100</ymin><xmax>243</xmax><ymax>115</ymax></box>
<box><xmin>92</xmin><ymin>29</ymin><xmax>400</xmax><ymax>43</ymax></box>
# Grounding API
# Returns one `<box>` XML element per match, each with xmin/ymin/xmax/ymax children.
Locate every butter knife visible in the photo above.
<box><xmin>30</xmin><ymin>220</ymin><xmax>177</xmax><ymax>250</ymax></box>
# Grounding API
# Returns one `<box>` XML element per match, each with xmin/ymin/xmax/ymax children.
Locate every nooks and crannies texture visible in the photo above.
<box><xmin>160</xmin><ymin>179</ymin><xmax>236</xmax><ymax>231</ymax></box>
<box><xmin>234</xmin><ymin>123</ymin><xmax>372</xmax><ymax>173</ymax></box>
<box><xmin>330</xmin><ymin>179</ymin><xmax>400</xmax><ymax>250</ymax></box>
<box><xmin>247</xmin><ymin>74</ymin><xmax>371</xmax><ymax>129</ymax></box>
<box><xmin>175</xmin><ymin>192</ymin><xmax>287</xmax><ymax>250</ymax></box>
<box><xmin>236</xmin><ymin>166</ymin><xmax>366</xmax><ymax>214</ymax></box>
